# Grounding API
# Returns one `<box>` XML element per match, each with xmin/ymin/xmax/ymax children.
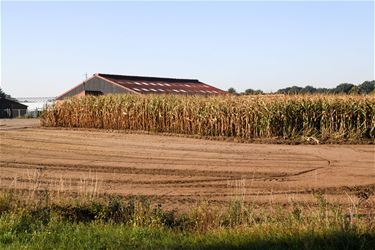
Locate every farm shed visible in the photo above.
<box><xmin>0</xmin><ymin>98</ymin><xmax>28</xmax><ymax>118</ymax></box>
<box><xmin>56</xmin><ymin>73</ymin><xmax>226</xmax><ymax>100</ymax></box>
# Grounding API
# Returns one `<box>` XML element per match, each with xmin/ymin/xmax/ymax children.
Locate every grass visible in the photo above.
<box><xmin>0</xmin><ymin>191</ymin><xmax>374</xmax><ymax>249</ymax></box>
<box><xmin>2</xmin><ymin>221</ymin><xmax>374</xmax><ymax>249</ymax></box>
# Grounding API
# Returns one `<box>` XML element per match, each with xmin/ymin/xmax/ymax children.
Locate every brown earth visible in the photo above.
<box><xmin>0</xmin><ymin>119</ymin><xmax>374</xmax><ymax>209</ymax></box>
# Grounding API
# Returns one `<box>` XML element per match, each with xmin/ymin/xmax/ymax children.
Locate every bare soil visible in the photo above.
<box><xmin>0</xmin><ymin>119</ymin><xmax>374</xmax><ymax>209</ymax></box>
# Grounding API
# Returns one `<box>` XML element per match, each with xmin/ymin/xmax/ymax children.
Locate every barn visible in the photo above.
<box><xmin>56</xmin><ymin>73</ymin><xmax>226</xmax><ymax>100</ymax></box>
<box><xmin>0</xmin><ymin>98</ymin><xmax>28</xmax><ymax>118</ymax></box>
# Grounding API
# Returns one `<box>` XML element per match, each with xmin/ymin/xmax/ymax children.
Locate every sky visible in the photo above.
<box><xmin>1</xmin><ymin>1</ymin><xmax>374</xmax><ymax>97</ymax></box>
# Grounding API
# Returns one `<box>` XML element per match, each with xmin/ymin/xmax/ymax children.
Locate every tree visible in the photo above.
<box><xmin>243</xmin><ymin>88</ymin><xmax>263</xmax><ymax>95</ymax></box>
<box><xmin>277</xmin><ymin>86</ymin><xmax>303</xmax><ymax>94</ymax></box>
<box><xmin>0</xmin><ymin>87</ymin><xmax>6</xmax><ymax>98</ymax></box>
<box><xmin>315</xmin><ymin>88</ymin><xmax>330</xmax><ymax>94</ymax></box>
<box><xmin>276</xmin><ymin>87</ymin><xmax>291</xmax><ymax>94</ymax></box>
<box><xmin>333</xmin><ymin>83</ymin><xmax>355</xmax><ymax>94</ymax></box>
<box><xmin>302</xmin><ymin>85</ymin><xmax>316</xmax><ymax>94</ymax></box>
<box><xmin>358</xmin><ymin>81</ymin><xmax>375</xmax><ymax>94</ymax></box>
<box><xmin>244</xmin><ymin>88</ymin><xmax>254</xmax><ymax>94</ymax></box>
<box><xmin>349</xmin><ymin>86</ymin><xmax>360</xmax><ymax>95</ymax></box>
<box><xmin>227</xmin><ymin>87</ymin><xmax>237</xmax><ymax>94</ymax></box>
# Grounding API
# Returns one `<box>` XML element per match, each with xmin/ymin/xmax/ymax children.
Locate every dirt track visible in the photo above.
<box><xmin>0</xmin><ymin>119</ymin><xmax>374</xmax><ymax>208</ymax></box>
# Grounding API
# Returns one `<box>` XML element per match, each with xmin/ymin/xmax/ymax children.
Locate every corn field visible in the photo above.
<box><xmin>41</xmin><ymin>94</ymin><xmax>375</xmax><ymax>141</ymax></box>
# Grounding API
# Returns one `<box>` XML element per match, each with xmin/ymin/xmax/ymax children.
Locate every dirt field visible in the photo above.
<box><xmin>0</xmin><ymin>119</ymin><xmax>374</xmax><ymax>209</ymax></box>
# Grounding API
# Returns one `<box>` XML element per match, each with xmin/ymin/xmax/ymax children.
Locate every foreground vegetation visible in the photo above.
<box><xmin>0</xmin><ymin>191</ymin><xmax>374</xmax><ymax>249</ymax></box>
<box><xmin>41</xmin><ymin>94</ymin><xmax>375</xmax><ymax>142</ymax></box>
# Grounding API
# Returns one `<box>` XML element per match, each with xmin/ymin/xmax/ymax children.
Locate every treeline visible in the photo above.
<box><xmin>0</xmin><ymin>87</ymin><xmax>11</xmax><ymax>99</ymax></box>
<box><xmin>228</xmin><ymin>80</ymin><xmax>375</xmax><ymax>95</ymax></box>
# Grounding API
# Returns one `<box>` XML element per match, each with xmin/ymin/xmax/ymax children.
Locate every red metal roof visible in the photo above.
<box><xmin>97</xmin><ymin>73</ymin><xmax>226</xmax><ymax>95</ymax></box>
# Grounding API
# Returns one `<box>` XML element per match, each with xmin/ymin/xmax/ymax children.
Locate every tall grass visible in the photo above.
<box><xmin>41</xmin><ymin>94</ymin><xmax>375</xmax><ymax>141</ymax></box>
<box><xmin>0</xmin><ymin>191</ymin><xmax>374</xmax><ymax>249</ymax></box>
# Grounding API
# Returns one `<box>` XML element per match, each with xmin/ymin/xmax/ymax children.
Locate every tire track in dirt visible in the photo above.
<box><xmin>1</xmin><ymin>122</ymin><xmax>374</xmax><ymax>208</ymax></box>
<box><xmin>1</xmin><ymin>161</ymin><xmax>327</xmax><ymax>182</ymax></box>
<box><xmin>1</xmin><ymin>138</ymin><xmax>328</xmax><ymax>164</ymax></box>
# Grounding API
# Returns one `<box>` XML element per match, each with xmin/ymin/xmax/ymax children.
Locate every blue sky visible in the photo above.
<box><xmin>1</xmin><ymin>1</ymin><xmax>374</xmax><ymax>97</ymax></box>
